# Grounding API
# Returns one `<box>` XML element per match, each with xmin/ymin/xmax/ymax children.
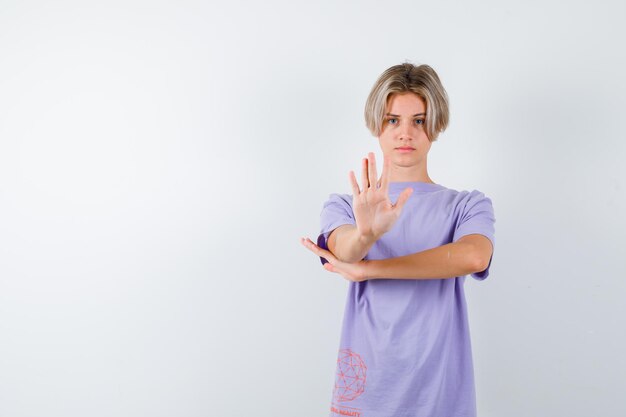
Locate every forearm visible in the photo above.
<box><xmin>363</xmin><ymin>241</ymin><xmax>481</xmax><ymax>280</ymax></box>
<box><xmin>332</xmin><ymin>225</ymin><xmax>378</xmax><ymax>263</ymax></box>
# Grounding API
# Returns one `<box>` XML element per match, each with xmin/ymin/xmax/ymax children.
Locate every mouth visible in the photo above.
<box><xmin>396</xmin><ymin>147</ymin><xmax>415</xmax><ymax>151</ymax></box>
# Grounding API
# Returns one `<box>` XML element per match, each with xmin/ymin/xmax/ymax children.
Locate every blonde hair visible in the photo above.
<box><xmin>364</xmin><ymin>62</ymin><xmax>450</xmax><ymax>141</ymax></box>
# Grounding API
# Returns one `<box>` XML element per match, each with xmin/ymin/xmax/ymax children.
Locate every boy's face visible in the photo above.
<box><xmin>377</xmin><ymin>92</ymin><xmax>432</xmax><ymax>171</ymax></box>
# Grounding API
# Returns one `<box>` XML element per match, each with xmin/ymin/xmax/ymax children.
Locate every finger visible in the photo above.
<box><xmin>301</xmin><ymin>237</ymin><xmax>335</xmax><ymax>261</ymax></box>
<box><xmin>361</xmin><ymin>157</ymin><xmax>369</xmax><ymax>189</ymax></box>
<box><xmin>324</xmin><ymin>262</ymin><xmax>351</xmax><ymax>281</ymax></box>
<box><xmin>349</xmin><ymin>170</ymin><xmax>361</xmax><ymax>195</ymax></box>
<box><xmin>393</xmin><ymin>187</ymin><xmax>413</xmax><ymax>210</ymax></box>
<box><xmin>368</xmin><ymin>152</ymin><xmax>377</xmax><ymax>189</ymax></box>
<box><xmin>380</xmin><ymin>154</ymin><xmax>390</xmax><ymax>192</ymax></box>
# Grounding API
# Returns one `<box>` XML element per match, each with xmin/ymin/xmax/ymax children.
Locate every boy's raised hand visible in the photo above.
<box><xmin>350</xmin><ymin>152</ymin><xmax>413</xmax><ymax>241</ymax></box>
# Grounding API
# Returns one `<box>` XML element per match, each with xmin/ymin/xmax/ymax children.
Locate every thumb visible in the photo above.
<box><xmin>392</xmin><ymin>187</ymin><xmax>413</xmax><ymax>211</ymax></box>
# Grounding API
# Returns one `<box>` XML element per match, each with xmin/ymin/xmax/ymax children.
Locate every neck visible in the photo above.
<box><xmin>388</xmin><ymin>166</ymin><xmax>434</xmax><ymax>184</ymax></box>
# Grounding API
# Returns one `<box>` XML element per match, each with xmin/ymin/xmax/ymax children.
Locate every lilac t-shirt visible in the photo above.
<box><xmin>317</xmin><ymin>181</ymin><xmax>496</xmax><ymax>417</ymax></box>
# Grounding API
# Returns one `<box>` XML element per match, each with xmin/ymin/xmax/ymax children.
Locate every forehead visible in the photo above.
<box><xmin>385</xmin><ymin>92</ymin><xmax>426</xmax><ymax>113</ymax></box>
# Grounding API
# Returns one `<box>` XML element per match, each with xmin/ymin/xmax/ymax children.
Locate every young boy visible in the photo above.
<box><xmin>300</xmin><ymin>62</ymin><xmax>496</xmax><ymax>417</ymax></box>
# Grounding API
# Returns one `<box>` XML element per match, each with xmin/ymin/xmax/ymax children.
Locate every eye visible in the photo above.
<box><xmin>415</xmin><ymin>119</ymin><xmax>425</xmax><ymax>125</ymax></box>
<box><xmin>386</xmin><ymin>118</ymin><xmax>397</xmax><ymax>125</ymax></box>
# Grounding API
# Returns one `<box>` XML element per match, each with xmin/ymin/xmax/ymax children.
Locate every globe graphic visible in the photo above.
<box><xmin>333</xmin><ymin>348</ymin><xmax>368</xmax><ymax>402</ymax></box>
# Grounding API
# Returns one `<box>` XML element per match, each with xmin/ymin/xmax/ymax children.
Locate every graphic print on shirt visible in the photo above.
<box><xmin>330</xmin><ymin>348</ymin><xmax>367</xmax><ymax>417</ymax></box>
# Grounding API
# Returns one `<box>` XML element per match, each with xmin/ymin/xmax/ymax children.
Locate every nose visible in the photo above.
<box><xmin>398</xmin><ymin>120</ymin><xmax>414</xmax><ymax>141</ymax></box>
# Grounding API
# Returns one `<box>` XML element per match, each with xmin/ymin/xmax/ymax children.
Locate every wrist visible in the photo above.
<box><xmin>357</xmin><ymin>229</ymin><xmax>379</xmax><ymax>246</ymax></box>
<box><xmin>361</xmin><ymin>259</ymin><xmax>377</xmax><ymax>280</ymax></box>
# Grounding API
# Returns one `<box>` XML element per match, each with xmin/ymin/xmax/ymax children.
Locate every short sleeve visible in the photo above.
<box><xmin>452</xmin><ymin>190</ymin><xmax>496</xmax><ymax>280</ymax></box>
<box><xmin>317</xmin><ymin>193</ymin><xmax>356</xmax><ymax>265</ymax></box>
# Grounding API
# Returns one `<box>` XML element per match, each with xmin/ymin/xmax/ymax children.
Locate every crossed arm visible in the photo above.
<box><xmin>305</xmin><ymin>224</ymin><xmax>493</xmax><ymax>281</ymax></box>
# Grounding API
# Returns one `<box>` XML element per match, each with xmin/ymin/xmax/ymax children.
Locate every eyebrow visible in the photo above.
<box><xmin>385</xmin><ymin>112</ymin><xmax>426</xmax><ymax>117</ymax></box>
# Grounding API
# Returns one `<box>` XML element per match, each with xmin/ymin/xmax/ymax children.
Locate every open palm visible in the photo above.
<box><xmin>350</xmin><ymin>152</ymin><xmax>413</xmax><ymax>240</ymax></box>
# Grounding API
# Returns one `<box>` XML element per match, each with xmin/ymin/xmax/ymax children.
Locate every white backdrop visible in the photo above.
<box><xmin>1</xmin><ymin>1</ymin><xmax>625</xmax><ymax>416</ymax></box>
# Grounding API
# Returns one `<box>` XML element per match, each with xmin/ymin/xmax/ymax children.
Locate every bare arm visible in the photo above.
<box><xmin>362</xmin><ymin>234</ymin><xmax>494</xmax><ymax>280</ymax></box>
<box><xmin>326</xmin><ymin>224</ymin><xmax>378</xmax><ymax>263</ymax></box>
<box><xmin>324</xmin><ymin>153</ymin><xmax>411</xmax><ymax>264</ymax></box>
